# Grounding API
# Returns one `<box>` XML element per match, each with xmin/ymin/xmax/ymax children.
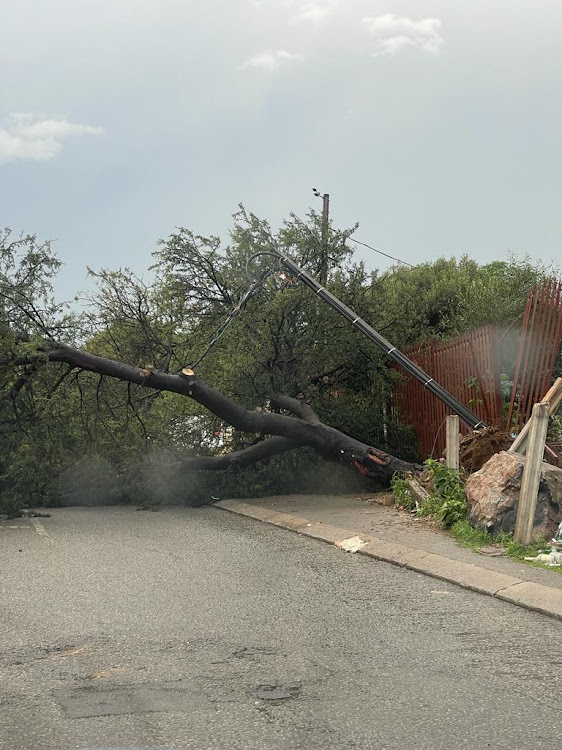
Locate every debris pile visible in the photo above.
<box><xmin>459</xmin><ymin>426</ymin><xmax>512</xmax><ymax>473</ymax></box>
<box><xmin>524</xmin><ymin>521</ymin><xmax>562</xmax><ymax>566</ymax></box>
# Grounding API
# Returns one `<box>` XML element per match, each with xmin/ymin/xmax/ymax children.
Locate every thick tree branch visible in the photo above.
<box><xmin>2</xmin><ymin>342</ymin><xmax>420</xmax><ymax>483</ymax></box>
<box><xmin>178</xmin><ymin>436</ymin><xmax>302</xmax><ymax>471</ymax></box>
<box><xmin>270</xmin><ymin>393</ymin><xmax>321</xmax><ymax>424</ymax></box>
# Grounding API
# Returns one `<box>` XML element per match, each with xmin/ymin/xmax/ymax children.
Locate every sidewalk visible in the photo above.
<box><xmin>214</xmin><ymin>493</ymin><xmax>562</xmax><ymax>620</ymax></box>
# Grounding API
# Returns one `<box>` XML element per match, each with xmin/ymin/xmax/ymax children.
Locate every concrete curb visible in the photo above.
<box><xmin>213</xmin><ymin>499</ymin><xmax>562</xmax><ymax>621</ymax></box>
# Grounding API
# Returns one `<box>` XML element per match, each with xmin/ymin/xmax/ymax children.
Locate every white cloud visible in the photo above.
<box><xmin>238</xmin><ymin>49</ymin><xmax>304</xmax><ymax>71</ymax></box>
<box><xmin>362</xmin><ymin>14</ymin><xmax>444</xmax><ymax>56</ymax></box>
<box><xmin>0</xmin><ymin>113</ymin><xmax>104</xmax><ymax>164</ymax></box>
<box><xmin>250</xmin><ymin>0</ymin><xmax>337</xmax><ymax>22</ymax></box>
<box><xmin>291</xmin><ymin>1</ymin><xmax>338</xmax><ymax>23</ymax></box>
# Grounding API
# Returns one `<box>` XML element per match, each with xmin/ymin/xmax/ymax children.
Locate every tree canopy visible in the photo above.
<box><xmin>0</xmin><ymin>212</ymin><xmax>547</xmax><ymax>514</ymax></box>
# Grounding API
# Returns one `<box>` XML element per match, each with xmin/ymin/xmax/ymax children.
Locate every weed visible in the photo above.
<box><xmin>393</xmin><ymin>459</ymin><xmax>468</xmax><ymax>528</ymax></box>
<box><xmin>449</xmin><ymin>519</ymin><xmax>490</xmax><ymax>549</ymax></box>
<box><xmin>450</xmin><ymin>519</ymin><xmax>561</xmax><ymax>573</ymax></box>
<box><xmin>390</xmin><ymin>475</ymin><xmax>417</xmax><ymax>511</ymax></box>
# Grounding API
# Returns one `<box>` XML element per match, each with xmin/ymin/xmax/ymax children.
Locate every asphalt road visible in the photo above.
<box><xmin>0</xmin><ymin>506</ymin><xmax>560</xmax><ymax>750</ymax></box>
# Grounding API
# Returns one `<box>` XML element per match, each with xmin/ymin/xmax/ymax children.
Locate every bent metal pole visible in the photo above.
<box><xmin>275</xmin><ymin>250</ymin><xmax>486</xmax><ymax>431</ymax></box>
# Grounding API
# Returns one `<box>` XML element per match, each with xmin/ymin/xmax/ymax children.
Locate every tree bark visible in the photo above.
<box><xmin>178</xmin><ymin>436</ymin><xmax>301</xmax><ymax>471</ymax></box>
<box><xmin>5</xmin><ymin>342</ymin><xmax>421</xmax><ymax>483</ymax></box>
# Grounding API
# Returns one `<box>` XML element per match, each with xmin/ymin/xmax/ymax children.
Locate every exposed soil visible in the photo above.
<box><xmin>459</xmin><ymin>426</ymin><xmax>512</xmax><ymax>473</ymax></box>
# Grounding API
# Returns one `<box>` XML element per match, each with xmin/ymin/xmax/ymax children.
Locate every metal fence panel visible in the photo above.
<box><xmin>506</xmin><ymin>278</ymin><xmax>562</xmax><ymax>433</ymax></box>
<box><xmin>392</xmin><ymin>326</ymin><xmax>503</xmax><ymax>458</ymax></box>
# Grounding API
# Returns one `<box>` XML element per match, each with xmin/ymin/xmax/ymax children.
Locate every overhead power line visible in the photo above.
<box><xmin>308</xmin><ymin>193</ymin><xmax>414</xmax><ymax>268</ymax></box>
<box><xmin>351</xmin><ymin>238</ymin><xmax>414</xmax><ymax>268</ymax></box>
<box><xmin>293</xmin><ymin>210</ymin><xmax>414</xmax><ymax>270</ymax></box>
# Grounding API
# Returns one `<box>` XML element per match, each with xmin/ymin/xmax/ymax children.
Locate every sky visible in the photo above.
<box><xmin>1</xmin><ymin>0</ymin><xmax>561</xmax><ymax>299</ymax></box>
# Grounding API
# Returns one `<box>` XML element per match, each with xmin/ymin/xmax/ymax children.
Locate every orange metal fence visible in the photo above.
<box><xmin>506</xmin><ymin>278</ymin><xmax>562</xmax><ymax>433</ymax></box>
<box><xmin>392</xmin><ymin>326</ymin><xmax>503</xmax><ymax>458</ymax></box>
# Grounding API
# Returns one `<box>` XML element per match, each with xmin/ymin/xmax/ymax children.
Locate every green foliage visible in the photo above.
<box><xmin>448</xmin><ymin>520</ymin><xmax>491</xmax><ymax>549</ymax></box>
<box><xmin>373</xmin><ymin>255</ymin><xmax>547</xmax><ymax>348</ymax></box>
<box><xmin>418</xmin><ymin>460</ymin><xmax>468</xmax><ymax>527</ymax></box>
<box><xmin>0</xmin><ymin>229</ymin><xmax>72</xmax><ymax>515</ymax></box>
<box><xmin>0</xmin><ymin>211</ymin><xmax>548</xmax><ymax>514</ymax></box>
<box><xmin>390</xmin><ymin>475</ymin><xmax>417</xmax><ymax>510</ymax></box>
<box><xmin>394</xmin><ymin>471</ymin><xmax>558</xmax><ymax>572</ymax></box>
<box><xmin>392</xmin><ymin>460</ymin><xmax>468</xmax><ymax>528</ymax></box>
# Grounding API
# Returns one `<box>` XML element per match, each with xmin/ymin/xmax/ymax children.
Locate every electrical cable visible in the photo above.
<box><xmin>188</xmin><ymin>266</ymin><xmax>273</xmax><ymax>369</ymax></box>
<box><xmin>351</xmin><ymin>238</ymin><xmax>414</xmax><ymax>268</ymax></box>
<box><xmin>186</xmin><ymin>241</ymin><xmax>484</xmax><ymax>430</ymax></box>
<box><xmin>245</xmin><ymin>250</ymin><xmax>284</xmax><ymax>284</ymax></box>
<box><xmin>187</xmin><ymin>250</ymin><xmax>291</xmax><ymax>370</ymax></box>
<box><xmin>290</xmin><ymin>211</ymin><xmax>414</xmax><ymax>269</ymax></box>
<box><xmin>269</xmin><ymin>248</ymin><xmax>486</xmax><ymax>430</ymax></box>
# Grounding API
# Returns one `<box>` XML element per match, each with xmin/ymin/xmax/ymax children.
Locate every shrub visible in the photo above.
<box><xmin>391</xmin><ymin>459</ymin><xmax>468</xmax><ymax>528</ymax></box>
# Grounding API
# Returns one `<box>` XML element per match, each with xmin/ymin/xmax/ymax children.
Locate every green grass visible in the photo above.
<box><xmin>448</xmin><ymin>520</ymin><xmax>490</xmax><ymax>550</ymax></box>
<box><xmin>450</xmin><ymin>519</ymin><xmax>562</xmax><ymax>573</ymax></box>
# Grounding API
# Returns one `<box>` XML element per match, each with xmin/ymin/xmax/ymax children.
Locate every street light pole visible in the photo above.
<box><xmin>313</xmin><ymin>188</ymin><xmax>330</xmax><ymax>284</ymax></box>
<box><xmin>321</xmin><ymin>193</ymin><xmax>330</xmax><ymax>284</ymax></box>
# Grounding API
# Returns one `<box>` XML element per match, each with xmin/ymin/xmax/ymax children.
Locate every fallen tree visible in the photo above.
<box><xmin>0</xmin><ymin>218</ymin><xmax>427</xmax><ymax>513</ymax></box>
<box><xmin>4</xmin><ymin>341</ymin><xmax>420</xmax><ymax>484</ymax></box>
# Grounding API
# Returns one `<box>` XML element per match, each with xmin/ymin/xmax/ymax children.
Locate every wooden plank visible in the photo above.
<box><xmin>445</xmin><ymin>415</ymin><xmax>460</xmax><ymax>471</ymax></box>
<box><xmin>513</xmin><ymin>402</ymin><xmax>550</xmax><ymax>544</ymax></box>
<box><xmin>509</xmin><ymin>377</ymin><xmax>562</xmax><ymax>454</ymax></box>
<box><xmin>406</xmin><ymin>479</ymin><xmax>430</xmax><ymax>506</ymax></box>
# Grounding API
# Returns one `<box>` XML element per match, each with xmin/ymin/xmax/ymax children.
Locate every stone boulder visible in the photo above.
<box><xmin>464</xmin><ymin>450</ymin><xmax>562</xmax><ymax>539</ymax></box>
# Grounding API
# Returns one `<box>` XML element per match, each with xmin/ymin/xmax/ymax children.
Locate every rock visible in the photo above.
<box><xmin>465</xmin><ymin>451</ymin><xmax>562</xmax><ymax>539</ymax></box>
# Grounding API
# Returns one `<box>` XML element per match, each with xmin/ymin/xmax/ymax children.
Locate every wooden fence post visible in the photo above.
<box><xmin>446</xmin><ymin>415</ymin><xmax>460</xmax><ymax>471</ymax></box>
<box><xmin>513</xmin><ymin>402</ymin><xmax>550</xmax><ymax>545</ymax></box>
